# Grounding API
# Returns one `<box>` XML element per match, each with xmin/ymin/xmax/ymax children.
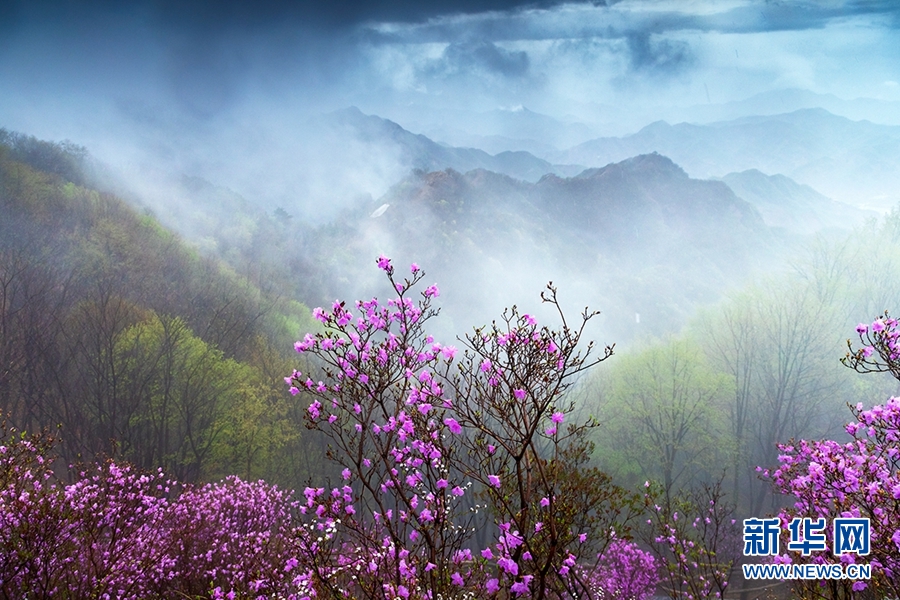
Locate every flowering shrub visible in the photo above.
<box><xmin>587</xmin><ymin>536</ymin><xmax>661</xmax><ymax>599</ymax></box>
<box><xmin>287</xmin><ymin>257</ymin><xmax>654</xmax><ymax>599</ymax></box>
<box><xmin>641</xmin><ymin>479</ymin><xmax>736</xmax><ymax>600</ymax></box>
<box><xmin>766</xmin><ymin>315</ymin><xmax>900</xmax><ymax>598</ymax></box>
<box><xmin>0</xmin><ymin>419</ymin><xmax>303</xmax><ymax>598</ymax></box>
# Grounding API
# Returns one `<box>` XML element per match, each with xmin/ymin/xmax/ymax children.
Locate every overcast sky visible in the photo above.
<box><xmin>1</xmin><ymin>0</ymin><xmax>899</xmax><ymax>213</ymax></box>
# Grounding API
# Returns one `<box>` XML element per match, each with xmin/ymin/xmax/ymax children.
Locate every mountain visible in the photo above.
<box><xmin>407</xmin><ymin>105</ymin><xmax>600</xmax><ymax>155</ymax></box>
<box><xmin>308</xmin><ymin>153</ymin><xmax>784</xmax><ymax>344</ymax></box>
<box><xmin>319</xmin><ymin>107</ymin><xmax>582</xmax><ymax>183</ymax></box>
<box><xmin>720</xmin><ymin>170</ymin><xmax>876</xmax><ymax>235</ymax></box>
<box><xmin>670</xmin><ymin>88</ymin><xmax>900</xmax><ymax>127</ymax></box>
<box><xmin>552</xmin><ymin>109</ymin><xmax>900</xmax><ymax>211</ymax></box>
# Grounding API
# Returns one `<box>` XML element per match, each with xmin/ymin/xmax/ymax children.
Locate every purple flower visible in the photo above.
<box><xmin>497</xmin><ymin>557</ymin><xmax>518</xmax><ymax>575</ymax></box>
<box><xmin>444</xmin><ymin>418</ymin><xmax>462</xmax><ymax>435</ymax></box>
<box><xmin>513</xmin><ymin>388</ymin><xmax>526</xmax><ymax>400</ymax></box>
<box><xmin>511</xmin><ymin>578</ymin><xmax>531</xmax><ymax>594</ymax></box>
<box><xmin>376</xmin><ymin>254</ymin><xmax>392</xmax><ymax>271</ymax></box>
<box><xmin>488</xmin><ymin>474</ymin><xmax>501</xmax><ymax>488</ymax></box>
<box><xmin>424</xmin><ymin>284</ymin><xmax>440</xmax><ymax>298</ymax></box>
<box><xmin>486</xmin><ymin>579</ymin><xmax>500</xmax><ymax>593</ymax></box>
<box><xmin>551</xmin><ymin>411</ymin><xmax>565</xmax><ymax>424</ymax></box>
<box><xmin>410</xmin><ymin>262</ymin><xmax>420</xmax><ymax>273</ymax></box>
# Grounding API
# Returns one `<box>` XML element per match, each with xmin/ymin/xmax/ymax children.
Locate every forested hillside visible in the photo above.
<box><xmin>0</xmin><ymin>132</ymin><xmax>321</xmax><ymax>487</ymax></box>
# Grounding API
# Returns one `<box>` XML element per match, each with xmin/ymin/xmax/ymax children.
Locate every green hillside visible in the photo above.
<box><xmin>0</xmin><ymin>131</ymin><xmax>321</xmax><ymax>487</ymax></box>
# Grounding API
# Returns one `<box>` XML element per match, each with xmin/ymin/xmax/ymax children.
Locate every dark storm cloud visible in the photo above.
<box><xmin>0</xmin><ymin>0</ymin><xmax>590</xmax><ymax>33</ymax></box>
<box><xmin>363</xmin><ymin>0</ymin><xmax>900</xmax><ymax>46</ymax></box>
<box><xmin>625</xmin><ymin>32</ymin><xmax>692</xmax><ymax>75</ymax></box>
<box><xmin>427</xmin><ymin>41</ymin><xmax>530</xmax><ymax>79</ymax></box>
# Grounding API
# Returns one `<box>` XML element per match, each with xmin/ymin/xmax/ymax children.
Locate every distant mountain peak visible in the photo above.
<box><xmin>576</xmin><ymin>152</ymin><xmax>688</xmax><ymax>180</ymax></box>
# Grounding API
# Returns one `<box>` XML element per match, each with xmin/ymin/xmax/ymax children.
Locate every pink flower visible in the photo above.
<box><xmin>511</xmin><ymin>578</ymin><xmax>531</xmax><ymax>594</ymax></box>
<box><xmin>451</xmin><ymin>572</ymin><xmax>464</xmax><ymax>586</ymax></box>
<box><xmin>514</xmin><ymin>388</ymin><xmax>526</xmax><ymax>400</ymax></box>
<box><xmin>497</xmin><ymin>557</ymin><xmax>518</xmax><ymax>575</ymax></box>
<box><xmin>444</xmin><ymin>418</ymin><xmax>462</xmax><ymax>435</ymax></box>
<box><xmin>410</xmin><ymin>262</ymin><xmax>420</xmax><ymax>273</ymax></box>
<box><xmin>486</xmin><ymin>579</ymin><xmax>500</xmax><ymax>593</ymax></box>
<box><xmin>488</xmin><ymin>474</ymin><xmax>501</xmax><ymax>488</ymax></box>
<box><xmin>540</xmin><ymin>497</ymin><xmax>550</xmax><ymax>507</ymax></box>
<box><xmin>424</xmin><ymin>284</ymin><xmax>440</xmax><ymax>298</ymax></box>
<box><xmin>376</xmin><ymin>254</ymin><xmax>392</xmax><ymax>271</ymax></box>
<box><xmin>551</xmin><ymin>411</ymin><xmax>565</xmax><ymax>424</ymax></box>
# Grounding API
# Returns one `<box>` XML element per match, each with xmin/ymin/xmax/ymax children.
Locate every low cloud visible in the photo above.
<box><xmin>426</xmin><ymin>40</ymin><xmax>530</xmax><ymax>79</ymax></box>
<box><xmin>625</xmin><ymin>32</ymin><xmax>693</xmax><ymax>75</ymax></box>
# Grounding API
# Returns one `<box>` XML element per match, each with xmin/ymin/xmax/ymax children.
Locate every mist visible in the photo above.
<box><xmin>2</xmin><ymin>0</ymin><xmax>898</xmax><ymax>213</ymax></box>
<box><xmin>1</xmin><ymin>0</ymin><xmax>897</xmax><ymax>362</ymax></box>
<box><xmin>6</xmin><ymin>4</ymin><xmax>900</xmax><ymax>592</ymax></box>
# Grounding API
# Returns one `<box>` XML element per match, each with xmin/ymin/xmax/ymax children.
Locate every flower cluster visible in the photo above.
<box><xmin>0</xmin><ymin>422</ymin><xmax>304</xmax><ymax>599</ymax></box>
<box><xmin>769</xmin><ymin>397</ymin><xmax>900</xmax><ymax>597</ymax></box>
<box><xmin>843</xmin><ymin>312</ymin><xmax>900</xmax><ymax>380</ymax></box>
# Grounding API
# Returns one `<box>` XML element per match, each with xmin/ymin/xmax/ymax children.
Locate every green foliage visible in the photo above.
<box><xmin>593</xmin><ymin>336</ymin><xmax>732</xmax><ymax>497</ymax></box>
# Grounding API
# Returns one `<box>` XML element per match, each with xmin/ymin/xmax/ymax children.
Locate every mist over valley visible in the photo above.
<box><xmin>2</xmin><ymin>2</ymin><xmax>900</xmax><ymax>596</ymax></box>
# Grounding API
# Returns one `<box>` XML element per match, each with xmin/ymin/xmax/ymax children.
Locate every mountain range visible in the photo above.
<box><xmin>550</xmin><ymin>109</ymin><xmax>900</xmax><ymax>211</ymax></box>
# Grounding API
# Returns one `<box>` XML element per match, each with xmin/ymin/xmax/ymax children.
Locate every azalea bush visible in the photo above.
<box><xmin>766</xmin><ymin>315</ymin><xmax>900</xmax><ymax>599</ymax></box>
<box><xmin>0</xmin><ymin>418</ymin><xmax>303</xmax><ymax>599</ymax></box>
<box><xmin>286</xmin><ymin>256</ymin><xmax>661</xmax><ymax>599</ymax></box>
<box><xmin>641</xmin><ymin>478</ymin><xmax>737</xmax><ymax>600</ymax></box>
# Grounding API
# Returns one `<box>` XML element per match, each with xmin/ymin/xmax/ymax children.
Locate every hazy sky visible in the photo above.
<box><xmin>1</xmin><ymin>0</ymin><xmax>899</xmax><ymax>215</ymax></box>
